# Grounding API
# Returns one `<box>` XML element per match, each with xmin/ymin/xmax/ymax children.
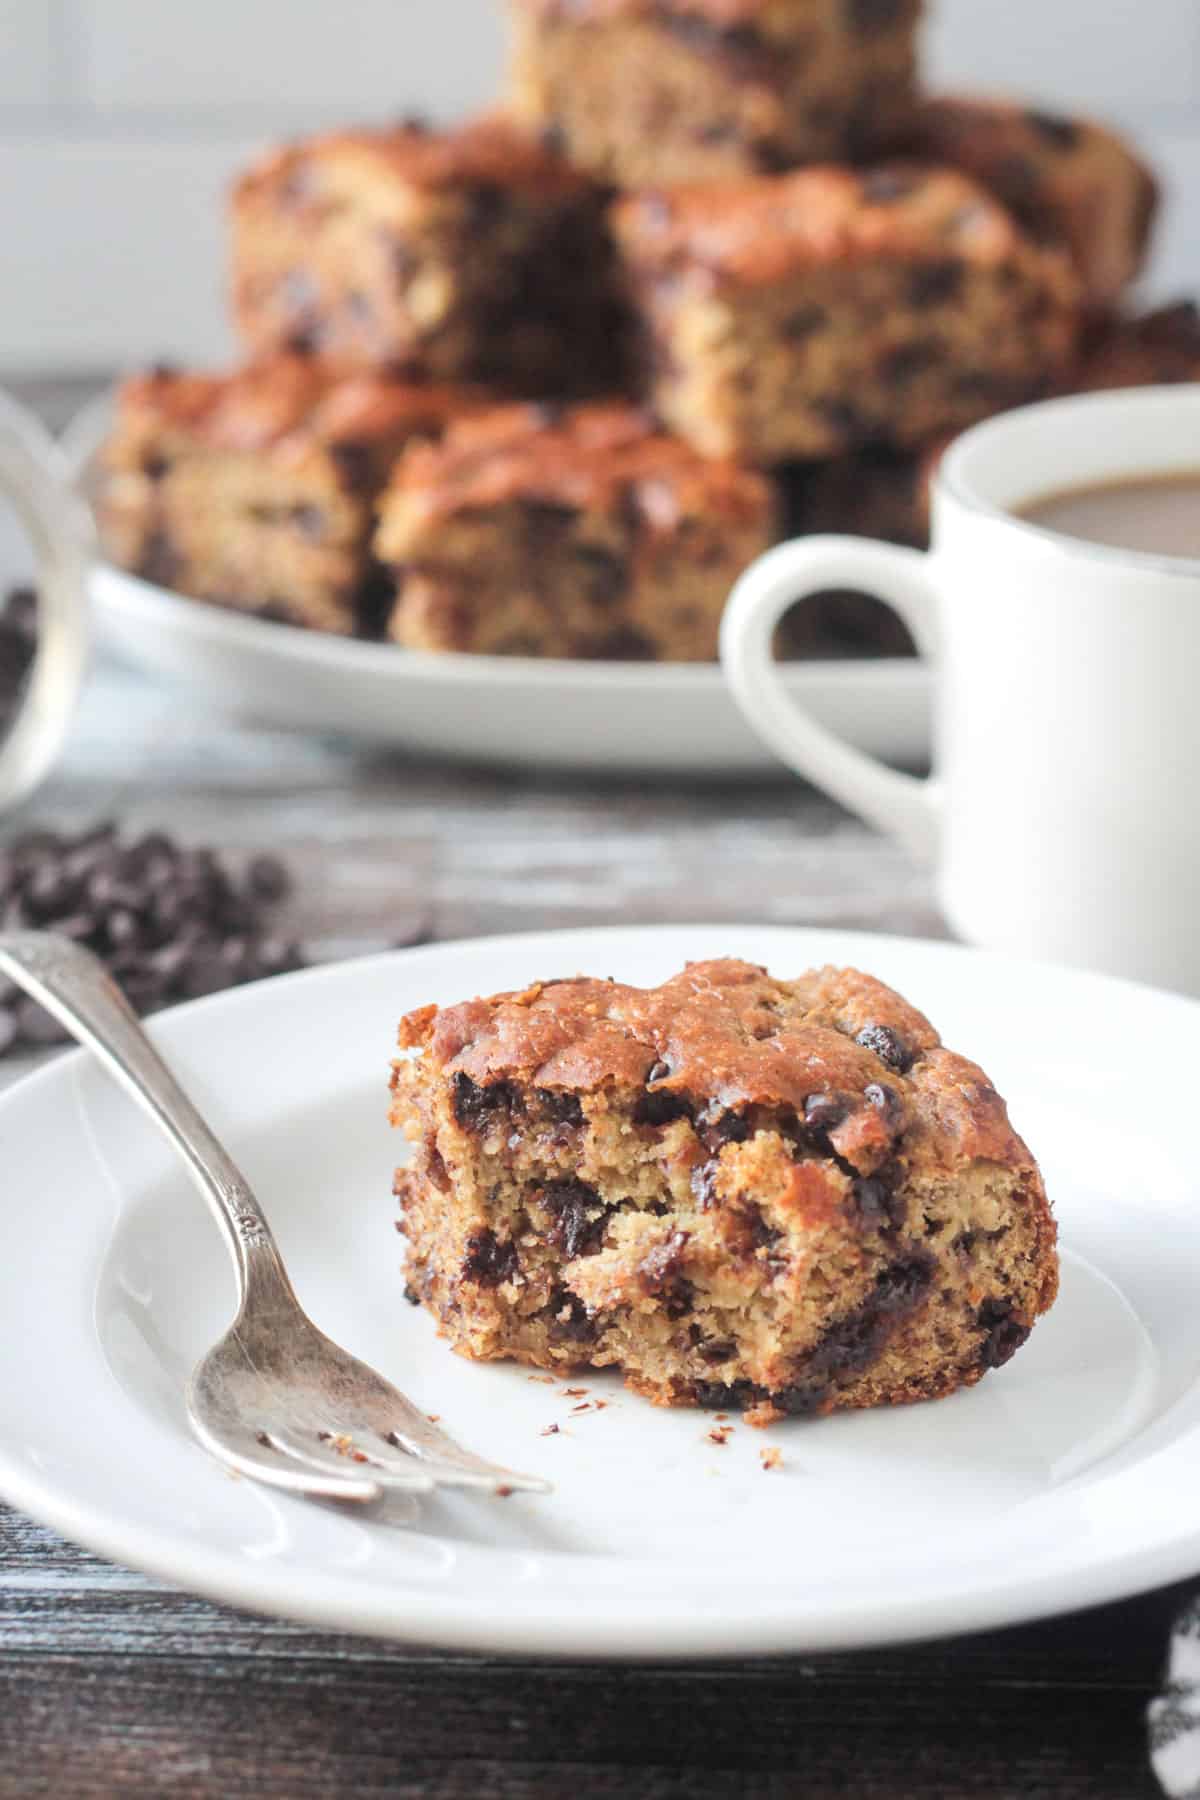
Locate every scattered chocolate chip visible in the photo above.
<box><xmin>403</xmin><ymin>1284</ymin><xmax>421</xmax><ymax>1307</ymax></box>
<box><xmin>15</xmin><ymin>998</ymin><xmax>68</xmax><ymax>1046</ymax></box>
<box><xmin>461</xmin><ymin>1229</ymin><xmax>519</xmax><ymax>1286</ymax></box>
<box><xmin>0</xmin><ymin>819</ymin><xmax>304</xmax><ymax>1055</ymax></box>
<box><xmin>698</xmin><ymin>1337</ymin><xmax>737</xmax><ymax>1364</ymax></box>
<box><xmin>246</xmin><ymin>854</ymin><xmax>290</xmax><ymax>904</ymax></box>
<box><xmin>1025</xmin><ymin>110</ymin><xmax>1080</xmax><ymax>152</ymax></box>
<box><xmin>855</xmin><ymin>1023</ymin><xmax>914</xmax><ymax>1072</ymax></box>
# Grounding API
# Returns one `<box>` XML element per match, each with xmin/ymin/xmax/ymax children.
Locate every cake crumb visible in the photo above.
<box><xmin>527</xmin><ymin>1373</ymin><xmax>556</xmax><ymax>1385</ymax></box>
<box><xmin>760</xmin><ymin>1446</ymin><xmax>783</xmax><ymax>1472</ymax></box>
<box><xmin>706</xmin><ymin>1426</ymin><xmax>732</xmax><ymax>1447</ymax></box>
<box><xmin>541</xmin><ymin>1423</ymin><xmax>561</xmax><ymax>1437</ymax></box>
<box><xmin>563</xmin><ymin>1386</ymin><xmax>588</xmax><ymax>1397</ymax></box>
<box><xmin>571</xmin><ymin>1402</ymin><xmax>593</xmax><ymax>1415</ymax></box>
<box><xmin>426</xmin><ymin>1413</ymin><xmax>440</xmax><ymax>1423</ymax></box>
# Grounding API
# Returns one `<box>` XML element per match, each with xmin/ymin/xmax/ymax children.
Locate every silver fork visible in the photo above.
<box><xmin>0</xmin><ymin>932</ymin><xmax>550</xmax><ymax>1503</ymax></box>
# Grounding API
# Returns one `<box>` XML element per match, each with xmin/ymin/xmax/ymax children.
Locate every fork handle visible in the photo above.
<box><xmin>0</xmin><ymin>931</ymin><xmax>297</xmax><ymax>1310</ymax></box>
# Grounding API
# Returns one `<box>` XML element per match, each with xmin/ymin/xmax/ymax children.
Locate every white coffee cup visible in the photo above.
<box><xmin>720</xmin><ymin>386</ymin><xmax>1200</xmax><ymax>994</ymax></box>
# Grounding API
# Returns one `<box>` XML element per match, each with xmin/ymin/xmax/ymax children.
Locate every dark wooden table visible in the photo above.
<box><xmin>0</xmin><ymin>379</ymin><xmax>1181</xmax><ymax>1799</ymax></box>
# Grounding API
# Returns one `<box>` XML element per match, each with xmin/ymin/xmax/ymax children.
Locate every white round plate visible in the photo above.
<box><xmin>0</xmin><ymin>923</ymin><xmax>1194</xmax><ymax>1659</ymax></box>
<box><xmin>90</xmin><ymin>564</ymin><xmax>929</xmax><ymax>775</ymax></box>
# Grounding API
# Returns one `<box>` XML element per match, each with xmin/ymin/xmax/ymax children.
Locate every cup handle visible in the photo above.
<box><xmin>0</xmin><ymin>390</ymin><xmax>92</xmax><ymax>813</ymax></box>
<box><xmin>720</xmin><ymin>535</ymin><xmax>943</xmax><ymax>861</ymax></box>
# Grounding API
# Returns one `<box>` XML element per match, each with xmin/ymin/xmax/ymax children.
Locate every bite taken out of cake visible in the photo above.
<box><xmin>390</xmin><ymin>959</ymin><xmax>1058</xmax><ymax>1425</ymax></box>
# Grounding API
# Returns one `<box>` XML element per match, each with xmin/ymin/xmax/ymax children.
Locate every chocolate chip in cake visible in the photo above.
<box><xmin>694</xmin><ymin>1378</ymin><xmax>763</xmax><ymax>1412</ymax></box>
<box><xmin>638</xmin><ymin>1231</ymin><xmax>691</xmax><ymax>1313</ymax></box>
<box><xmin>547</xmin><ymin>1288</ymin><xmax>598</xmax><ymax>1345</ymax></box>
<box><xmin>633</xmin><ymin>1080</ymin><xmax>693</xmax><ymax>1127</ymax></box>
<box><xmin>574</xmin><ymin>544</ymin><xmax>629</xmax><ymax>608</ymax></box>
<box><xmin>1026</xmin><ymin>110</ymin><xmax>1081</xmax><ymax>152</ymax></box>
<box><xmin>977</xmin><ymin>1296</ymin><xmax>1031</xmax><ymax>1368</ymax></box>
<box><xmin>329</xmin><ymin>442</ymin><xmax>374</xmax><ymax>492</ymax></box>
<box><xmin>804</xmin><ymin>1092</ymin><xmax>847</xmax><ymax>1133</ymax></box>
<box><xmin>541</xmin><ymin>1178</ymin><xmax>607</xmax><ymax>1259</ymax></box>
<box><xmin>846</xmin><ymin>0</ymin><xmax>906</xmax><ymax>29</ymax></box>
<box><xmin>864</xmin><ymin>1081</ymin><xmax>903</xmax><ymax>1130</ymax></box>
<box><xmin>783</xmin><ymin>303</ymin><xmax>829</xmax><ymax>340</ymax></box>
<box><xmin>861</xmin><ymin>168</ymin><xmax>918</xmax><ymax>205</ymax></box>
<box><xmin>699</xmin><ymin>1106</ymin><xmax>750</xmax><ymax>1148</ymax></box>
<box><xmin>776</xmin><ymin>1254</ymin><xmax>932</xmax><ymax>1413</ymax></box>
<box><xmin>908</xmin><ymin>260</ymin><xmax>964</xmax><ymax>308</ymax></box>
<box><xmin>881</xmin><ymin>339</ymin><xmax>940</xmax><ymax>385</ymax></box>
<box><xmin>855</xmin><ymin>1023</ymin><xmax>914</xmax><ymax>1072</ymax></box>
<box><xmin>462</xmin><ymin>1229</ymin><xmax>519</xmax><ymax>1286</ymax></box>
<box><xmin>451</xmin><ymin>1071</ymin><xmax>518</xmax><ymax>1129</ymax></box>
<box><xmin>536</xmin><ymin>1087</ymin><xmax>584</xmax><ymax>1127</ymax></box>
<box><xmin>853</xmin><ymin>1170</ymin><xmax>905</xmax><ymax>1230</ymax></box>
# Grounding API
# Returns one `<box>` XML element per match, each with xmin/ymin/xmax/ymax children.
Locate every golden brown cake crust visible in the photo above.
<box><xmin>233</xmin><ymin>115</ymin><xmax>593</xmax><ymax>209</ymax></box>
<box><xmin>108</xmin><ymin>358</ymin><xmax>481</xmax><ymax>463</ymax></box>
<box><xmin>1074</xmin><ymin>302</ymin><xmax>1200</xmax><ymax>391</ymax></box>
<box><xmin>392</xmin><ymin>959</ymin><xmax>1058</xmax><ymax>1424</ymax></box>
<box><xmin>909</xmin><ymin>95</ymin><xmax>1158</xmax><ymax>309</ymax></box>
<box><xmin>613</xmin><ymin>162</ymin><xmax>1065</xmax><ymax>288</ymax></box>
<box><xmin>374</xmin><ymin>404</ymin><xmax>774</xmax><ymax>659</ymax></box>
<box><xmin>381</xmin><ymin>403</ymin><xmax>772</xmax><ymax>530</ymax></box>
<box><xmin>403</xmin><ymin>959</ymin><xmax>1029</xmax><ymax>1175</ymax></box>
<box><xmin>96</xmin><ymin>359</ymin><xmax>481</xmax><ymax>635</ymax></box>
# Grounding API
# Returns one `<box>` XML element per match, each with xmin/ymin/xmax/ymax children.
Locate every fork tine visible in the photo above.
<box><xmin>382</xmin><ymin>1424</ymin><xmax>552</xmax><ymax>1495</ymax></box>
<box><xmin>265</xmin><ymin>1426</ymin><xmax>437</xmax><ymax>1494</ymax></box>
<box><xmin>191</xmin><ymin>1421</ymin><xmax>383</xmax><ymax>1504</ymax></box>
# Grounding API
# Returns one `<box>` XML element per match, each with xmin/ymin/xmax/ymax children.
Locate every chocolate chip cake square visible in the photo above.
<box><xmin>506</xmin><ymin>0</ymin><xmax>923</xmax><ymax>187</ymax></box>
<box><xmin>613</xmin><ymin>165</ymin><xmax>1081</xmax><ymax>461</ymax></box>
<box><xmin>231</xmin><ymin>116</ymin><xmax>629</xmax><ymax>393</ymax></box>
<box><xmin>391</xmin><ymin>960</ymin><xmax>1058</xmax><ymax>1423</ymax></box>
<box><xmin>95</xmin><ymin>358</ymin><xmax>479</xmax><ymax>634</ymax></box>
<box><xmin>374</xmin><ymin>401</ymin><xmax>775</xmax><ymax>659</ymax></box>
<box><xmin>1073</xmin><ymin>301</ymin><xmax>1200</xmax><ymax>393</ymax></box>
<box><xmin>906</xmin><ymin>97</ymin><xmax>1158</xmax><ymax>313</ymax></box>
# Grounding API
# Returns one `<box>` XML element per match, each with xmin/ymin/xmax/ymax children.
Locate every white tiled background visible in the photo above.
<box><xmin>3</xmin><ymin>0</ymin><xmax>1199</xmax><ymax>373</ymax></box>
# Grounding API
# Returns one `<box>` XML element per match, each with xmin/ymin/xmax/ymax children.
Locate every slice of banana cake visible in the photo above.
<box><xmin>390</xmin><ymin>959</ymin><xmax>1057</xmax><ymax>1424</ymax></box>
